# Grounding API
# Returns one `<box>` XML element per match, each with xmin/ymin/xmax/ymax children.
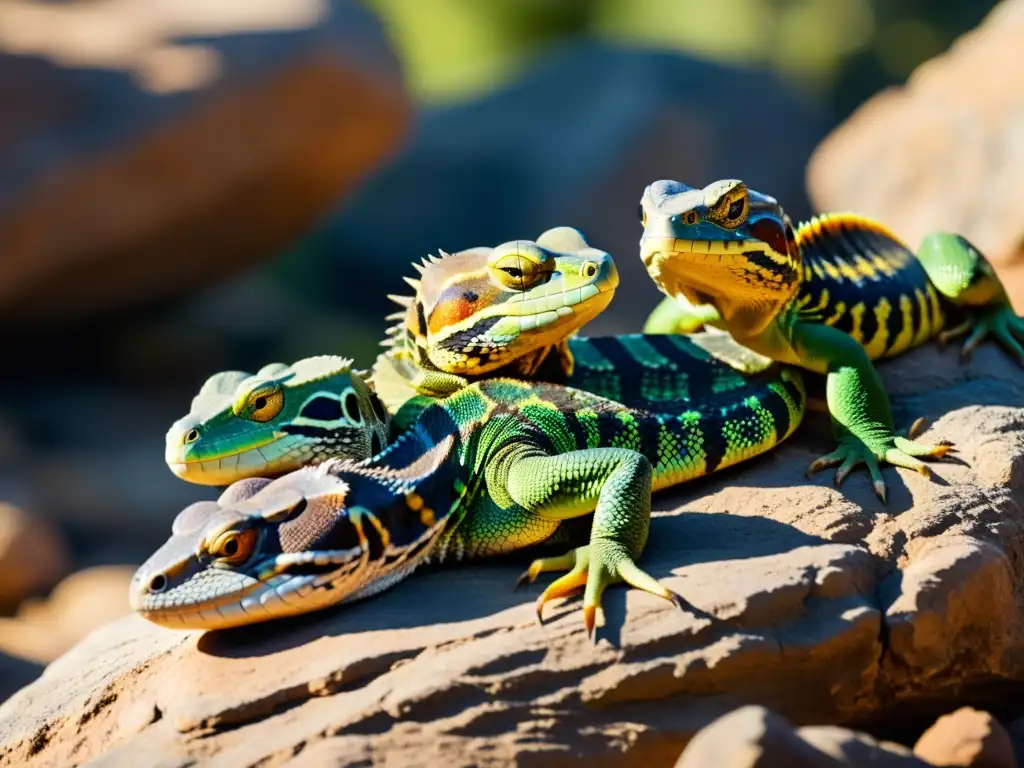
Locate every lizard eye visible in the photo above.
<box><xmin>709</xmin><ymin>185</ymin><xmax>749</xmax><ymax>228</ymax></box>
<box><xmin>488</xmin><ymin>248</ymin><xmax>552</xmax><ymax>291</ymax></box>
<box><xmin>683</xmin><ymin>211</ymin><xmax>699</xmax><ymax>225</ymax></box>
<box><xmin>209</xmin><ymin>528</ymin><xmax>258</xmax><ymax>566</ymax></box>
<box><xmin>184</xmin><ymin>428</ymin><xmax>200</xmax><ymax>444</ymax></box>
<box><xmin>246</xmin><ymin>387</ymin><xmax>284</xmax><ymax>423</ymax></box>
<box><xmin>637</xmin><ymin>204</ymin><xmax>647</xmax><ymax>227</ymax></box>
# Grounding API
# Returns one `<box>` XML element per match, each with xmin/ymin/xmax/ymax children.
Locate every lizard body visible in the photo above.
<box><xmin>169</xmin><ymin>227</ymin><xmax>803</xmax><ymax>488</ymax></box>
<box><xmin>639</xmin><ymin>178</ymin><xmax>1024</xmax><ymax>499</ymax></box>
<box><xmin>132</xmin><ymin>372</ymin><xmax>804</xmax><ymax>635</ymax></box>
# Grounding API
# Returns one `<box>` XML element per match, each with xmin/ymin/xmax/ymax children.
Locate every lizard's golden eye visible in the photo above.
<box><xmin>488</xmin><ymin>249</ymin><xmax>552</xmax><ymax>291</ymax></box>
<box><xmin>246</xmin><ymin>387</ymin><xmax>284</xmax><ymax>423</ymax></box>
<box><xmin>637</xmin><ymin>204</ymin><xmax>647</xmax><ymax>227</ymax></box>
<box><xmin>209</xmin><ymin>528</ymin><xmax>258</xmax><ymax>566</ymax></box>
<box><xmin>683</xmin><ymin>211</ymin><xmax>699</xmax><ymax>225</ymax></box>
<box><xmin>708</xmin><ymin>186</ymin><xmax>749</xmax><ymax>228</ymax></box>
<box><xmin>184</xmin><ymin>428</ymin><xmax>200</xmax><ymax>444</ymax></box>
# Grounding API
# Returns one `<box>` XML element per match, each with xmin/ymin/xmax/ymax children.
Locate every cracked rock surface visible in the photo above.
<box><xmin>0</xmin><ymin>344</ymin><xmax>1022</xmax><ymax>767</ymax></box>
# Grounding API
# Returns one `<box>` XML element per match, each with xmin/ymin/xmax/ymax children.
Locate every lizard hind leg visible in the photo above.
<box><xmin>917</xmin><ymin>232</ymin><xmax>1024</xmax><ymax>366</ymax></box>
<box><xmin>508</xmin><ymin>448</ymin><xmax>679</xmax><ymax>639</ymax></box>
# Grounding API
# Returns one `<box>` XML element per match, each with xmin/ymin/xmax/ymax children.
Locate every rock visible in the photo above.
<box><xmin>0</xmin><ymin>0</ymin><xmax>410</xmax><ymax>330</ymax></box>
<box><xmin>807</xmin><ymin>0</ymin><xmax>1024</xmax><ymax>310</ymax></box>
<box><xmin>291</xmin><ymin>41</ymin><xmax>829</xmax><ymax>336</ymax></box>
<box><xmin>675</xmin><ymin>705</ymin><xmax>926</xmax><ymax>767</ymax></box>
<box><xmin>0</xmin><ymin>344</ymin><xmax>1022</xmax><ymax>766</ymax></box>
<box><xmin>913</xmin><ymin>708</ymin><xmax>1017</xmax><ymax>768</ymax></box>
<box><xmin>0</xmin><ymin>503</ymin><xmax>68</xmax><ymax>614</ymax></box>
<box><xmin>0</xmin><ymin>566</ymin><xmax>135</xmax><ymax>665</ymax></box>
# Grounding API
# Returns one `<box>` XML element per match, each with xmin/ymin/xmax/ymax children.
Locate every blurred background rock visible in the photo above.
<box><xmin>0</xmin><ymin>0</ymin><xmax>1020</xmax><ymax>698</ymax></box>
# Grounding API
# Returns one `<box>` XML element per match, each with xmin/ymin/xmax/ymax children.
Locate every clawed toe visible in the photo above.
<box><xmin>520</xmin><ymin>544</ymin><xmax>676</xmax><ymax>637</ymax></box>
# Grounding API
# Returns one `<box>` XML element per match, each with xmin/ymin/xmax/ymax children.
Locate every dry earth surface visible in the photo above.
<box><xmin>0</xmin><ymin>342</ymin><xmax>1022</xmax><ymax>767</ymax></box>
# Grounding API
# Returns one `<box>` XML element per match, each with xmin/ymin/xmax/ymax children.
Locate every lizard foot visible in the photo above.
<box><xmin>939</xmin><ymin>306</ymin><xmax>1024</xmax><ymax>365</ymax></box>
<box><xmin>519</xmin><ymin>542</ymin><xmax>680</xmax><ymax>640</ymax></box>
<box><xmin>805</xmin><ymin>432</ymin><xmax>953</xmax><ymax>503</ymax></box>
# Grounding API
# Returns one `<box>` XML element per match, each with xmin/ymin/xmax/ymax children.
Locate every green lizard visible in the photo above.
<box><xmin>166</xmin><ymin>227</ymin><xmax>803</xmax><ymax>490</ymax></box>
<box><xmin>131</xmin><ymin>373</ymin><xmax>804</xmax><ymax>637</ymax></box>
<box><xmin>638</xmin><ymin>178</ymin><xmax>1024</xmax><ymax>500</ymax></box>
<box><xmin>164</xmin><ymin>227</ymin><xmax>618</xmax><ymax>485</ymax></box>
<box><xmin>165</xmin><ymin>357</ymin><xmax>391</xmax><ymax>486</ymax></box>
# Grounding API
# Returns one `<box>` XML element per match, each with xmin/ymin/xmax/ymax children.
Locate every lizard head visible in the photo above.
<box><xmin>134</xmin><ymin>435</ymin><xmax>455</xmax><ymax>629</ymax></box>
<box><xmin>638</xmin><ymin>179</ymin><xmax>802</xmax><ymax>335</ymax></box>
<box><xmin>390</xmin><ymin>226</ymin><xmax>618</xmax><ymax>375</ymax></box>
<box><xmin>165</xmin><ymin>356</ymin><xmax>390</xmax><ymax>486</ymax></box>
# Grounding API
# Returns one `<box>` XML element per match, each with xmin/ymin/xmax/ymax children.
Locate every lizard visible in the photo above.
<box><xmin>165</xmin><ymin>226</ymin><xmax>803</xmax><ymax>489</ymax></box>
<box><xmin>162</xmin><ymin>226</ymin><xmax>618</xmax><ymax>485</ymax></box>
<box><xmin>372</xmin><ymin>225</ymin><xmax>785</xmax><ymax>419</ymax></box>
<box><xmin>131</xmin><ymin>374</ymin><xmax>805</xmax><ymax>638</ymax></box>
<box><xmin>637</xmin><ymin>178</ymin><xmax>1024</xmax><ymax>501</ymax></box>
<box><xmin>164</xmin><ymin>356</ymin><xmax>391</xmax><ymax>486</ymax></box>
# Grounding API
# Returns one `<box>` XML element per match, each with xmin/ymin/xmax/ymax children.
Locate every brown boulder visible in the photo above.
<box><xmin>914</xmin><ymin>708</ymin><xmax>1017</xmax><ymax>768</ymax></box>
<box><xmin>676</xmin><ymin>705</ymin><xmax>927</xmax><ymax>767</ymax></box>
<box><xmin>0</xmin><ymin>0</ymin><xmax>410</xmax><ymax>330</ymax></box>
<box><xmin>0</xmin><ymin>344</ymin><xmax>1022</xmax><ymax>766</ymax></box>
<box><xmin>0</xmin><ymin>503</ymin><xmax>68</xmax><ymax>614</ymax></box>
<box><xmin>0</xmin><ymin>566</ymin><xmax>134</xmax><ymax>666</ymax></box>
<box><xmin>807</xmin><ymin>0</ymin><xmax>1024</xmax><ymax>309</ymax></box>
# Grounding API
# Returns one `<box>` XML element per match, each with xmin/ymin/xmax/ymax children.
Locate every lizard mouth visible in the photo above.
<box><xmin>639</xmin><ymin>236</ymin><xmax>757</xmax><ymax>268</ymax></box>
<box><xmin>167</xmin><ymin>451</ymin><xmax>280</xmax><ymax>486</ymax></box>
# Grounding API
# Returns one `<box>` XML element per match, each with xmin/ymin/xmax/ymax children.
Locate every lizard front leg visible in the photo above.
<box><xmin>506</xmin><ymin>447</ymin><xmax>679</xmax><ymax>639</ymax></box>
<box><xmin>643</xmin><ymin>295</ymin><xmax>722</xmax><ymax>334</ymax></box>
<box><xmin>792</xmin><ymin>322</ymin><xmax>952</xmax><ymax>502</ymax></box>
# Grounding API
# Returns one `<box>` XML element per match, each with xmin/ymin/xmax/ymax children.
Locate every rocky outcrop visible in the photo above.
<box><xmin>0</xmin><ymin>0</ymin><xmax>410</xmax><ymax>330</ymax></box>
<box><xmin>913</xmin><ymin>708</ymin><xmax>1017</xmax><ymax>767</ymax></box>
<box><xmin>807</xmin><ymin>0</ymin><xmax>1024</xmax><ymax>309</ymax></box>
<box><xmin>676</xmin><ymin>705</ymin><xmax>929</xmax><ymax>767</ymax></box>
<box><xmin>0</xmin><ymin>503</ymin><xmax>68</xmax><ymax>614</ymax></box>
<box><xmin>0</xmin><ymin>566</ymin><xmax>134</xmax><ymax>666</ymax></box>
<box><xmin>0</xmin><ymin>343</ymin><xmax>1022</xmax><ymax>766</ymax></box>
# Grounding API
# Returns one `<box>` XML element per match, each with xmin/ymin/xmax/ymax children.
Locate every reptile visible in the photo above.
<box><xmin>165</xmin><ymin>227</ymin><xmax>804</xmax><ymax>490</ymax></box>
<box><xmin>131</xmin><ymin>373</ymin><xmax>804</xmax><ymax>637</ymax></box>
<box><xmin>165</xmin><ymin>357</ymin><xmax>391</xmax><ymax>486</ymax></box>
<box><xmin>638</xmin><ymin>178</ymin><xmax>1024</xmax><ymax>500</ymax></box>
<box><xmin>163</xmin><ymin>227</ymin><xmax>618</xmax><ymax>485</ymax></box>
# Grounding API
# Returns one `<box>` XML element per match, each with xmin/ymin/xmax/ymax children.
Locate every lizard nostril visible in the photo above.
<box><xmin>148</xmin><ymin>573</ymin><xmax>168</xmax><ymax>593</ymax></box>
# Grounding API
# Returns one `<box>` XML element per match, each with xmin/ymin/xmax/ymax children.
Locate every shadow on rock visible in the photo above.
<box><xmin>197</xmin><ymin>512</ymin><xmax>830</xmax><ymax>658</ymax></box>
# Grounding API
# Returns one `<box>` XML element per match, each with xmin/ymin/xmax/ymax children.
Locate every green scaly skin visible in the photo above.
<box><xmin>167</xmin><ymin>227</ymin><xmax>806</xmax><ymax>492</ymax></box>
<box><xmin>165</xmin><ymin>357</ymin><xmax>390</xmax><ymax>486</ymax></box>
<box><xmin>131</xmin><ymin>373</ymin><xmax>805</xmax><ymax>638</ymax></box>
<box><xmin>638</xmin><ymin>178</ymin><xmax>1024</xmax><ymax>501</ymax></box>
<box><xmin>166</xmin><ymin>227</ymin><xmax>618</xmax><ymax>485</ymax></box>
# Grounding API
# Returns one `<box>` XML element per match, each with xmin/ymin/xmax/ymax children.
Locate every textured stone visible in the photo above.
<box><xmin>675</xmin><ymin>705</ymin><xmax>927</xmax><ymax>767</ymax></box>
<box><xmin>913</xmin><ymin>708</ymin><xmax>1017</xmax><ymax>768</ymax></box>
<box><xmin>807</xmin><ymin>0</ymin><xmax>1024</xmax><ymax>310</ymax></box>
<box><xmin>0</xmin><ymin>0</ymin><xmax>410</xmax><ymax>329</ymax></box>
<box><xmin>0</xmin><ymin>344</ymin><xmax>1022</xmax><ymax>766</ymax></box>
